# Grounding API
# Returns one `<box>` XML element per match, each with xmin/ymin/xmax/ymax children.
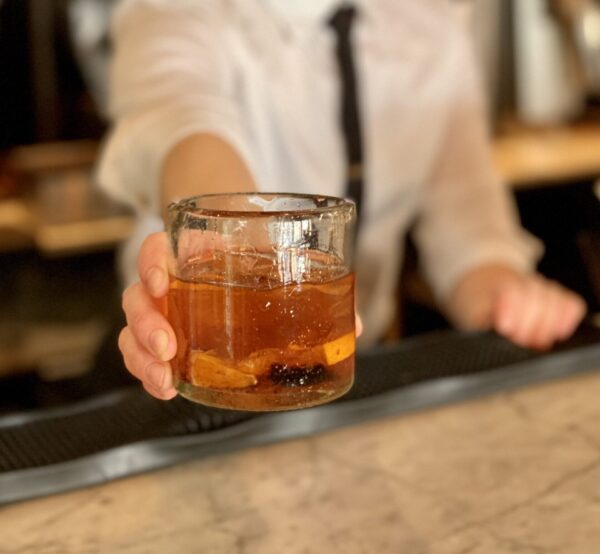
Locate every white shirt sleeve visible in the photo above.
<box><xmin>97</xmin><ymin>0</ymin><xmax>254</xmax><ymax>214</ymax></box>
<box><xmin>413</xmin><ymin>29</ymin><xmax>543</xmax><ymax>303</ymax></box>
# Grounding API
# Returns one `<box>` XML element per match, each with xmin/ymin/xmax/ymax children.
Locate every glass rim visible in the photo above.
<box><xmin>168</xmin><ymin>192</ymin><xmax>356</xmax><ymax>219</ymax></box>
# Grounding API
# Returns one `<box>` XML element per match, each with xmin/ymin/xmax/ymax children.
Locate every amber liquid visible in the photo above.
<box><xmin>166</xmin><ymin>252</ymin><xmax>355</xmax><ymax>411</ymax></box>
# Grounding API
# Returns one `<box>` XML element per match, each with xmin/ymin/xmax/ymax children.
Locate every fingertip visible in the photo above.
<box><xmin>140</xmin><ymin>231</ymin><xmax>170</xmax><ymax>258</ymax></box>
<box><xmin>574</xmin><ymin>296</ymin><xmax>588</xmax><ymax>322</ymax></box>
<box><xmin>163</xmin><ymin>388</ymin><xmax>178</xmax><ymax>400</ymax></box>
<box><xmin>138</xmin><ymin>232</ymin><xmax>171</xmax><ymax>296</ymax></box>
<box><xmin>149</xmin><ymin>329</ymin><xmax>169</xmax><ymax>359</ymax></box>
<box><xmin>495</xmin><ymin>311</ymin><xmax>512</xmax><ymax>336</ymax></box>
<box><xmin>166</xmin><ymin>337</ymin><xmax>177</xmax><ymax>361</ymax></box>
<box><xmin>355</xmin><ymin>315</ymin><xmax>363</xmax><ymax>337</ymax></box>
<box><xmin>144</xmin><ymin>266</ymin><xmax>168</xmax><ymax>297</ymax></box>
<box><xmin>117</xmin><ymin>326</ymin><xmax>129</xmax><ymax>354</ymax></box>
<box><xmin>558</xmin><ymin>317</ymin><xmax>578</xmax><ymax>342</ymax></box>
<box><xmin>149</xmin><ymin>327</ymin><xmax>177</xmax><ymax>363</ymax></box>
<box><xmin>163</xmin><ymin>367</ymin><xmax>174</xmax><ymax>390</ymax></box>
<box><xmin>143</xmin><ymin>382</ymin><xmax>178</xmax><ymax>401</ymax></box>
<box><xmin>493</xmin><ymin>303</ymin><xmax>516</xmax><ymax>338</ymax></box>
<box><xmin>558</xmin><ymin>296</ymin><xmax>586</xmax><ymax>340</ymax></box>
<box><xmin>156</xmin><ymin>384</ymin><xmax>178</xmax><ymax>400</ymax></box>
<box><xmin>492</xmin><ymin>289</ymin><xmax>516</xmax><ymax>335</ymax></box>
<box><xmin>145</xmin><ymin>361</ymin><xmax>174</xmax><ymax>391</ymax></box>
<box><xmin>155</xmin><ymin>330</ymin><xmax>177</xmax><ymax>362</ymax></box>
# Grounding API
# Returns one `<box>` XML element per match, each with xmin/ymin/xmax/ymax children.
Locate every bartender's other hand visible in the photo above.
<box><xmin>448</xmin><ymin>265</ymin><xmax>586</xmax><ymax>350</ymax></box>
<box><xmin>119</xmin><ymin>232</ymin><xmax>178</xmax><ymax>400</ymax></box>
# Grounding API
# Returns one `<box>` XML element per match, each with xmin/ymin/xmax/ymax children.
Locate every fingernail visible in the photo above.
<box><xmin>150</xmin><ymin>329</ymin><xmax>169</xmax><ymax>360</ymax></box>
<box><xmin>147</xmin><ymin>363</ymin><xmax>166</xmax><ymax>389</ymax></box>
<box><xmin>147</xmin><ymin>267</ymin><xmax>165</xmax><ymax>295</ymax></box>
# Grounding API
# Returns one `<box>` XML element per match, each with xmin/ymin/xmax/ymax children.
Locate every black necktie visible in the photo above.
<box><xmin>328</xmin><ymin>5</ymin><xmax>364</xmax><ymax>227</ymax></box>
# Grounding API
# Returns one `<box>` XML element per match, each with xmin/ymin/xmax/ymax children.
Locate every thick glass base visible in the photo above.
<box><xmin>175</xmin><ymin>377</ymin><xmax>354</xmax><ymax>412</ymax></box>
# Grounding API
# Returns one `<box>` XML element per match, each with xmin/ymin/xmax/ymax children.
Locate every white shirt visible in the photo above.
<box><xmin>98</xmin><ymin>0</ymin><xmax>541</xmax><ymax>345</ymax></box>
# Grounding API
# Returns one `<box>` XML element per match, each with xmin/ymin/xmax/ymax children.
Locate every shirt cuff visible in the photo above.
<box><xmin>424</xmin><ymin>229</ymin><xmax>544</xmax><ymax>304</ymax></box>
<box><xmin>96</xmin><ymin>101</ymin><xmax>254</xmax><ymax>215</ymax></box>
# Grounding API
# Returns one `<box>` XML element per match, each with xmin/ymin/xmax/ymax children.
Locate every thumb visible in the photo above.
<box><xmin>138</xmin><ymin>232</ymin><xmax>171</xmax><ymax>298</ymax></box>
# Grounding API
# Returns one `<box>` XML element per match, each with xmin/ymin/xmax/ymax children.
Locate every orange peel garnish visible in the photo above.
<box><xmin>190</xmin><ymin>351</ymin><xmax>257</xmax><ymax>389</ymax></box>
<box><xmin>322</xmin><ymin>332</ymin><xmax>355</xmax><ymax>366</ymax></box>
<box><xmin>238</xmin><ymin>348</ymin><xmax>282</xmax><ymax>376</ymax></box>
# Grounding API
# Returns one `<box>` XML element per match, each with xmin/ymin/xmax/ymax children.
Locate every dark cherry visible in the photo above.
<box><xmin>269</xmin><ymin>363</ymin><xmax>328</xmax><ymax>387</ymax></box>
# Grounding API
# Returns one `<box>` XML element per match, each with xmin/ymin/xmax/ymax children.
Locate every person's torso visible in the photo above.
<box><xmin>212</xmin><ymin>0</ymin><xmax>464</xmax><ymax>238</ymax></box>
<box><xmin>117</xmin><ymin>0</ymin><xmax>470</xmax><ymax>344</ymax></box>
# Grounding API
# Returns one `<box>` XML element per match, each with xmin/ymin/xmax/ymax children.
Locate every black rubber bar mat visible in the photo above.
<box><xmin>2</xmin><ymin>328</ymin><xmax>600</xmax><ymax>505</ymax></box>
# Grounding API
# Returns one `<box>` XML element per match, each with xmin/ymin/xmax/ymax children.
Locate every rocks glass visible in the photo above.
<box><xmin>166</xmin><ymin>193</ymin><xmax>356</xmax><ymax>411</ymax></box>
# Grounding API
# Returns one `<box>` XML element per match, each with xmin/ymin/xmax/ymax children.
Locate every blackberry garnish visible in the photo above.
<box><xmin>269</xmin><ymin>363</ymin><xmax>327</xmax><ymax>387</ymax></box>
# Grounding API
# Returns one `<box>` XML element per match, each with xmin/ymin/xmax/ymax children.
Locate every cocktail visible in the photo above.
<box><xmin>166</xmin><ymin>193</ymin><xmax>356</xmax><ymax>411</ymax></box>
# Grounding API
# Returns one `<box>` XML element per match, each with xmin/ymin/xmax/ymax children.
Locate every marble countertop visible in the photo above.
<box><xmin>2</xmin><ymin>371</ymin><xmax>600</xmax><ymax>554</ymax></box>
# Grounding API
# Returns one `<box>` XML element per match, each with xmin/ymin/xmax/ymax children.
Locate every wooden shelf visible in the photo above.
<box><xmin>3</xmin><ymin>129</ymin><xmax>600</xmax><ymax>256</ymax></box>
<box><xmin>0</xmin><ymin>319</ymin><xmax>106</xmax><ymax>380</ymax></box>
<box><xmin>0</xmin><ymin>195</ymin><xmax>134</xmax><ymax>256</ymax></box>
<box><xmin>35</xmin><ymin>214</ymin><xmax>134</xmax><ymax>255</ymax></box>
<box><xmin>493</xmin><ymin>122</ymin><xmax>600</xmax><ymax>187</ymax></box>
<box><xmin>0</xmin><ymin>152</ymin><xmax>134</xmax><ymax>256</ymax></box>
<box><xmin>6</xmin><ymin>140</ymin><xmax>99</xmax><ymax>174</ymax></box>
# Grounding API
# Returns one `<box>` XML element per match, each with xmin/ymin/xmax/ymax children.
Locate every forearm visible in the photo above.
<box><xmin>161</xmin><ymin>133</ymin><xmax>257</xmax><ymax>211</ymax></box>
